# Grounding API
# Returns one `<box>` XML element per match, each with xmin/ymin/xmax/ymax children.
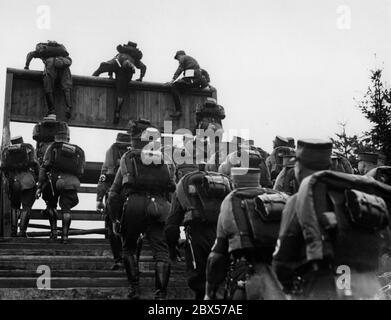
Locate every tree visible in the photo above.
<box><xmin>356</xmin><ymin>68</ymin><xmax>391</xmax><ymax>163</ymax></box>
<box><xmin>331</xmin><ymin>122</ymin><xmax>376</xmax><ymax>169</ymax></box>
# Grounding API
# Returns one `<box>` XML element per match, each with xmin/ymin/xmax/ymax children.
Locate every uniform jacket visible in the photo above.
<box><xmin>173</xmin><ymin>55</ymin><xmax>200</xmax><ymax>80</ymax></box>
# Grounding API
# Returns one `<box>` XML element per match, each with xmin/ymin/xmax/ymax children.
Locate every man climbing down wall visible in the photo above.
<box><xmin>24</xmin><ymin>41</ymin><xmax>73</xmax><ymax>120</ymax></box>
<box><xmin>92</xmin><ymin>41</ymin><xmax>147</xmax><ymax>124</ymax></box>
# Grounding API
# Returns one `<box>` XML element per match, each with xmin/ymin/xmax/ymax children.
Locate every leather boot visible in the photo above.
<box><xmin>11</xmin><ymin>209</ymin><xmax>19</xmax><ymax>237</ymax></box>
<box><xmin>154</xmin><ymin>261</ymin><xmax>171</xmax><ymax>300</ymax></box>
<box><xmin>113</xmin><ymin>97</ymin><xmax>124</xmax><ymax>124</ymax></box>
<box><xmin>64</xmin><ymin>89</ymin><xmax>73</xmax><ymax>120</ymax></box>
<box><xmin>62</xmin><ymin>212</ymin><xmax>72</xmax><ymax>244</ymax></box>
<box><xmin>123</xmin><ymin>254</ymin><xmax>140</xmax><ymax>299</ymax></box>
<box><xmin>45</xmin><ymin>93</ymin><xmax>55</xmax><ymax>115</ymax></box>
<box><xmin>109</xmin><ymin>231</ymin><xmax>123</xmax><ymax>270</ymax></box>
<box><xmin>18</xmin><ymin>208</ymin><xmax>30</xmax><ymax>238</ymax></box>
<box><xmin>48</xmin><ymin>208</ymin><xmax>58</xmax><ymax>240</ymax></box>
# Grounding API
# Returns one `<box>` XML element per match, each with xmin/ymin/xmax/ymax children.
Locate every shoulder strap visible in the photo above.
<box><xmin>231</xmin><ymin>194</ymin><xmax>254</xmax><ymax>249</ymax></box>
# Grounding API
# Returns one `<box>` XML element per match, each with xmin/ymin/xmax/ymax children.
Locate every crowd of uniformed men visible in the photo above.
<box><xmin>1</xmin><ymin>40</ymin><xmax>391</xmax><ymax>300</ymax></box>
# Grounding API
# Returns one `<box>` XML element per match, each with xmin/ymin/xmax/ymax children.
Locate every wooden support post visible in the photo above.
<box><xmin>0</xmin><ymin>72</ymin><xmax>13</xmax><ymax>237</ymax></box>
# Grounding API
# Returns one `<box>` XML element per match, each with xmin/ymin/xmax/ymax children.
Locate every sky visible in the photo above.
<box><xmin>0</xmin><ymin>0</ymin><xmax>390</xmax><ymax>231</ymax></box>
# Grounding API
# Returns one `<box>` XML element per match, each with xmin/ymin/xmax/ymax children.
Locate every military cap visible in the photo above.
<box><xmin>274</xmin><ymin>135</ymin><xmax>289</xmax><ymax>148</ymax></box>
<box><xmin>54</xmin><ymin>129</ymin><xmax>70</xmax><ymax>142</ymax></box>
<box><xmin>43</xmin><ymin>114</ymin><xmax>57</xmax><ymax>121</ymax></box>
<box><xmin>174</xmin><ymin>50</ymin><xmax>186</xmax><ymax>59</ymax></box>
<box><xmin>296</xmin><ymin>139</ymin><xmax>332</xmax><ymax>170</ymax></box>
<box><xmin>126</xmin><ymin>41</ymin><xmax>137</xmax><ymax>47</ymax></box>
<box><xmin>116</xmin><ymin>133</ymin><xmax>131</xmax><ymax>144</ymax></box>
<box><xmin>231</xmin><ymin>167</ymin><xmax>260</xmax><ymax>188</ymax></box>
<box><xmin>287</xmin><ymin>137</ymin><xmax>295</xmax><ymax>148</ymax></box>
<box><xmin>247</xmin><ymin>140</ymin><xmax>255</xmax><ymax>147</ymax></box>
<box><xmin>11</xmin><ymin>136</ymin><xmax>24</xmax><ymax>145</ymax></box>
<box><xmin>358</xmin><ymin>152</ymin><xmax>378</xmax><ymax>165</ymax></box>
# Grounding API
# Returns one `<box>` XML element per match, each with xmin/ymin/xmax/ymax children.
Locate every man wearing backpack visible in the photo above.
<box><xmin>36</xmin><ymin>130</ymin><xmax>85</xmax><ymax>243</ymax></box>
<box><xmin>195</xmin><ymin>98</ymin><xmax>225</xmax><ymax>132</ymax></box>
<box><xmin>205</xmin><ymin>167</ymin><xmax>288</xmax><ymax>300</ymax></box>
<box><xmin>1</xmin><ymin>136</ymin><xmax>39</xmax><ymax>237</ymax></box>
<box><xmin>273</xmin><ymin>139</ymin><xmax>391</xmax><ymax>299</ymax></box>
<box><xmin>273</xmin><ymin>151</ymin><xmax>299</xmax><ymax>195</ymax></box>
<box><xmin>219</xmin><ymin>143</ymin><xmax>273</xmax><ymax>188</ymax></box>
<box><xmin>166</xmin><ymin>151</ymin><xmax>232</xmax><ymax>299</ymax></box>
<box><xmin>357</xmin><ymin>152</ymin><xmax>380</xmax><ymax>175</ymax></box>
<box><xmin>24</xmin><ymin>41</ymin><xmax>73</xmax><ymax>120</ymax></box>
<box><xmin>96</xmin><ymin>133</ymin><xmax>132</xmax><ymax>270</ymax></box>
<box><xmin>107</xmin><ymin>127</ymin><xmax>176</xmax><ymax>300</ymax></box>
<box><xmin>266</xmin><ymin>136</ymin><xmax>294</xmax><ymax>184</ymax></box>
<box><xmin>32</xmin><ymin>114</ymin><xmax>69</xmax><ymax>165</ymax></box>
<box><xmin>92</xmin><ymin>41</ymin><xmax>147</xmax><ymax>124</ymax></box>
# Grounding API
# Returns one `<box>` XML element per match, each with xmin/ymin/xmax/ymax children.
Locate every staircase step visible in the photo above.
<box><xmin>0</xmin><ymin>256</ymin><xmax>186</xmax><ymax>272</ymax></box>
<box><xmin>0</xmin><ymin>238</ymin><xmax>108</xmax><ymax>244</ymax></box>
<box><xmin>0</xmin><ymin>287</ymin><xmax>194</xmax><ymax>300</ymax></box>
<box><xmin>0</xmin><ymin>276</ymin><xmax>188</xmax><ymax>288</ymax></box>
<box><xmin>0</xmin><ymin>269</ymin><xmax>185</xmax><ymax>278</ymax></box>
<box><xmin>0</xmin><ymin>237</ymin><xmax>191</xmax><ymax>299</ymax></box>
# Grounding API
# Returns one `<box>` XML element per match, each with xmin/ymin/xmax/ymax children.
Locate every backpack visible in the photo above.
<box><xmin>296</xmin><ymin>170</ymin><xmax>391</xmax><ymax>270</ymax></box>
<box><xmin>196</xmin><ymin>100</ymin><xmax>225</xmax><ymax>120</ymax></box>
<box><xmin>176</xmin><ymin>171</ymin><xmax>232</xmax><ymax>224</ymax></box>
<box><xmin>120</xmin><ymin>149</ymin><xmax>172</xmax><ymax>193</ymax></box>
<box><xmin>269</xmin><ymin>146</ymin><xmax>294</xmax><ymax>180</ymax></box>
<box><xmin>33</xmin><ymin>121</ymin><xmax>69</xmax><ymax>143</ymax></box>
<box><xmin>2</xmin><ymin>143</ymin><xmax>34</xmax><ymax>171</ymax></box>
<box><xmin>51</xmin><ymin>142</ymin><xmax>85</xmax><ymax>177</ymax></box>
<box><xmin>35</xmin><ymin>42</ymin><xmax>69</xmax><ymax>58</ymax></box>
<box><xmin>175</xmin><ymin>163</ymin><xmax>199</xmax><ymax>183</ymax></box>
<box><xmin>366</xmin><ymin>166</ymin><xmax>391</xmax><ymax>186</ymax></box>
<box><xmin>230</xmin><ymin>187</ymin><xmax>289</xmax><ymax>252</ymax></box>
<box><xmin>116</xmin><ymin>45</ymin><xmax>143</xmax><ymax>61</ymax></box>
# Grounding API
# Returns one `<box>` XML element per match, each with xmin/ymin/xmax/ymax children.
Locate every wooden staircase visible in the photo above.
<box><xmin>0</xmin><ymin>237</ymin><xmax>193</xmax><ymax>300</ymax></box>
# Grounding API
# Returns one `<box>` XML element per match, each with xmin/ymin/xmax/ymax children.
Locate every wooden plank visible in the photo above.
<box><xmin>27</xmin><ymin>228</ymin><xmax>106</xmax><ymax>237</ymax></box>
<box><xmin>8</xmin><ymin>68</ymin><xmax>213</xmax><ymax>132</ymax></box>
<box><xmin>27</xmin><ymin>223</ymin><xmax>82</xmax><ymax>231</ymax></box>
<box><xmin>30</xmin><ymin>209</ymin><xmax>102</xmax><ymax>221</ymax></box>
<box><xmin>77</xmin><ymin>186</ymin><xmax>97</xmax><ymax>193</ymax></box>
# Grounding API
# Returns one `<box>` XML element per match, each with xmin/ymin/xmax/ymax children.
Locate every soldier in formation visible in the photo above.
<box><xmin>35</xmin><ymin>129</ymin><xmax>85</xmax><ymax>243</ymax></box>
<box><xmin>96</xmin><ymin>132</ymin><xmax>132</xmax><ymax>270</ymax></box>
<box><xmin>166</xmin><ymin>135</ymin><xmax>232</xmax><ymax>299</ymax></box>
<box><xmin>273</xmin><ymin>139</ymin><xmax>391</xmax><ymax>299</ymax></box>
<box><xmin>1</xmin><ymin>136</ymin><xmax>39</xmax><ymax>237</ymax></box>
<box><xmin>106</xmin><ymin>127</ymin><xmax>176</xmax><ymax>300</ymax></box>
<box><xmin>205</xmin><ymin>167</ymin><xmax>288</xmax><ymax>300</ymax></box>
